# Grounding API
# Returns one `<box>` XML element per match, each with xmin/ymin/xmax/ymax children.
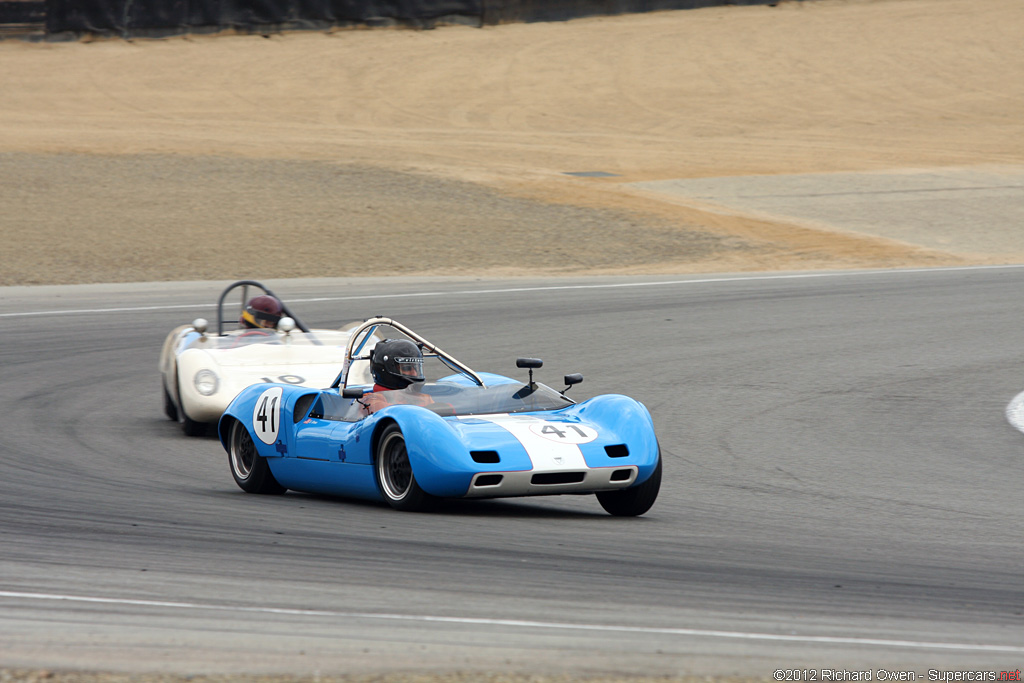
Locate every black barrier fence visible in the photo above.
<box><xmin>0</xmin><ymin>0</ymin><xmax>790</xmax><ymax>38</ymax></box>
<box><xmin>0</xmin><ymin>0</ymin><xmax>45</xmax><ymax>34</ymax></box>
<box><xmin>41</xmin><ymin>0</ymin><xmax>484</xmax><ymax>34</ymax></box>
<box><xmin>483</xmin><ymin>0</ymin><xmax>779</xmax><ymax>24</ymax></box>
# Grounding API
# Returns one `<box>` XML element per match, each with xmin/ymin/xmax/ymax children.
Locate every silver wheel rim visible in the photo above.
<box><xmin>230</xmin><ymin>423</ymin><xmax>255</xmax><ymax>480</ymax></box>
<box><xmin>378</xmin><ymin>431</ymin><xmax>412</xmax><ymax>501</ymax></box>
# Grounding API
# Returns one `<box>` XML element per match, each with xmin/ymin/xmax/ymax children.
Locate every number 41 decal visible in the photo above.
<box><xmin>529</xmin><ymin>421</ymin><xmax>598</xmax><ymax>444</ymax></box>
<box><xmin>253</xmin><ymin>387</ymin><xmax>284</xmax><ymax>445</ymax></box>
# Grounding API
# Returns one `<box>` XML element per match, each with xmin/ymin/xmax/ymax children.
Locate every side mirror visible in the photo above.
<box><xmin>517</xmin><ymin>357</ymin><xmax>542</xmax><ymax>389</ymax></box>
<box><xmin>342</xmin><ymin>387</ymin><xmax>366</xmax><ymax>399</ymax></box>
<box><xmin>562</xmin><ymin>373</ymin><xmax>583</xmax><ymax>395</ymax></box>
<box><xmin>191</xmin><ymin>318</ymin><xmax>208</xmax><ymax>336</ymax></box>
<box><xmin>277</xmin><ymin>316</ymin><xmax>296</xmax><ymax>334</ymax></box>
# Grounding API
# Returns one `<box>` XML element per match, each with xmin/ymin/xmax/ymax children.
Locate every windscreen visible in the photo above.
<box><xmin>313</xmin><ymin>381</ymin><xmax>573</xmax><ymax>422</ymax></box>
<box><xmin>186</xmin><ymin>330</ymin><xmax>353</xmax><ymax>350</ymax></box>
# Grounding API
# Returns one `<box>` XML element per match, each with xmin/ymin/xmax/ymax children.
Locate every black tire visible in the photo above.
<box><xmin>597</xmin><ymin>453</ymin><xmax>662</xmax><ymax>517</ymax></box>
<box><xmin>375</xmin><ymin>424</ymin><xmax>437</xmax><ymax>512</ymax></box>
<box><xmin>228</xmin><ymin>420</ymin><xmax>286</xmax><ymax>495</ymax></box>
<box><xmin>163</xmin><ymin>384</ymin><xmax>179</xmax><ymax>421</ymax></box>
<box><xmin>175</xmin><ymin>373</ymin><xmax>207</xmax><ymax>437</ymax></box>
<box><xmin>181</xmin><ymin>414</ymin><xmax>207</xmax><ymax>437</ymax></box>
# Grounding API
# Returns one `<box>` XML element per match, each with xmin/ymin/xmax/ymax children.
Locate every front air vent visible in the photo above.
<box><xmin>610</xmin><ymin>469</ymin><xmax>633</xmax><ymax>482</ymax></box>
<box><xmin>531</xmin><ymin>472</ymin><xmax>585</xmax><ymax>485</ymax></box>
<box><xmin>471</xmin><ymin>450</ymin><xmax>500</xmax><ymax>464</ymax></box>
<box><xmin>474</xmin><ymin>474</ymin><xmax>503</xmax><ymax>487</ymax></box>
<box><xmin>605</xmin><ymin>444</ymin><xmax>629</xmax><ymax>458</ymax></box>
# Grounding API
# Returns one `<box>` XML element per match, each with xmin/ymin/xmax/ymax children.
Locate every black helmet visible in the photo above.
<box><xmin>370</xmin><ymin>339</ymin><xmax>425</xmax><ymax>390</ymax></box>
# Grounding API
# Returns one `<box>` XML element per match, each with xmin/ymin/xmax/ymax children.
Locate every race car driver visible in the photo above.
<box><xmin>240</xmin><ymin>295</ymin><xmax>283</xmax><ymax>330</ymax></box>
<box><xmin>362</xmin><ymin>338</ymin><xmax>434</xmax><ymax>414</ymax></box>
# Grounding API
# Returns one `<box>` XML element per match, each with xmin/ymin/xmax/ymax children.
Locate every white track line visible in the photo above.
<box><xmin>4</xmin><ymin>265</ymin><xmax>1024</xmax><ymax>319</ymax></box>
<box><xmin>1005</xmin><ymin>390</ymin><xmax>1024</xmax><ymax>433</ymax></box>
<box><xmin>0</xmin><ymin>590</ymin><xmax>1021</xmax><ymax>653</ymax></box>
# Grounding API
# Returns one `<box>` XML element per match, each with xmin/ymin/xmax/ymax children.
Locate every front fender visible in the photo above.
<box><xmin>372</xmin><ymin>406</ymin><xmax>480</xmax><ymax>498</ymax></box>
<box><xmin>572</xmin><ymin>394</ymin><xmax>660</xmax><ymax>483</ymax></box>
<box><xmin>176</xmin><ymin>347</ymin><xmax>229</xmax><ymax>423</ymax></box>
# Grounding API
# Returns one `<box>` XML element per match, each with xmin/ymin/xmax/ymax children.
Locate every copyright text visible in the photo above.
<box><xmin>773</xmin><ymin>670</ymin><xmax>1022</xmax><ymax>682</ymax></box>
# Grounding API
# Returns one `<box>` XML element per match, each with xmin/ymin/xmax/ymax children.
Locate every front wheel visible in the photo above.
<box><xmin>228</xmin><ymin>420</ymin><xmax>286</xmax><ymax>495</ymax></box>
<box><xmin>597</xmin><ymin>453</ymin><xmax>662</xmax><ymax>517</ymax></box>
<box><xmin>176</xmin><ymin>373</ymin><xmax>208</xmax><ymax>437</ymax></box>
<box><xmin>181</xmin><ymin>413</ymin><xmax>207</xmax><ymax>437</ymax></box>
<box><xmin>375</xmin><ymin>424</ymin><xmax>437</xmax><ymax>512</ymax></box>
<box><xmin>163</xmin><ymin>384</ymin><xmax>179</xmax><ymax>421</ymax></box>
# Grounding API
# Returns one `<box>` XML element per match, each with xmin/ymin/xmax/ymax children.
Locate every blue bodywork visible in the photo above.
<box><xmin>218</xmin><ymin>372</ymin><xmax>659</xmax><ymax>504</ymax></box>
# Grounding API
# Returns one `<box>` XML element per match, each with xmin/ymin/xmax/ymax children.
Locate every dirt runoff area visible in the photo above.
<box><xmin>1</xmin><ymin>0</ymin><xmax>1022</xmax><ymax>286</ymax></box>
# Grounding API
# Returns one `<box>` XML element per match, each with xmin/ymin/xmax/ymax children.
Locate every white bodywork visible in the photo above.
<box><xmin>458</xmin><ymin>414</ymin><xmax>638</xmax><ymax>498</ymax></box>
<box><xmin>159</xmin><ymin>324</ymin><xmax>375</xmax><ymax>425</ymax></box>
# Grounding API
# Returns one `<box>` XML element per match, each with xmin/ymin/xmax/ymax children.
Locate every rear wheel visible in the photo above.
<box><xmin>375</xmin><ymin>424</ymin><xmax>437</xmax><ymax>512</ymax></box>
<box><xmin>597</xmin><ymin>452</ymin><xmax>662</xmax><ymax>517</ymax></box>
<box><xmin>228</xmin><ymin>420</ymin><xmax>286</xmax><ymax>495</ymax></box>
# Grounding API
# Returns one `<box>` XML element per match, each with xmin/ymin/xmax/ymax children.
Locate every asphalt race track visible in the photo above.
<box><xmin>1</xmin><ymin>268</ymin><xmax>1023</xmax><ymax>677</ymax></box>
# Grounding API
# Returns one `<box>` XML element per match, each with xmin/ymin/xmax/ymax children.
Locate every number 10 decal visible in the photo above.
<box><xmin>253</xmin><ymin>387</ymin><xmax>284</xmax><ymax>445</ymax></box>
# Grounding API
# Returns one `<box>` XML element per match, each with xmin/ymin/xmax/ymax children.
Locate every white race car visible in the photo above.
<box><xmin>159</xmin><ymin>280</ymin><xmax>376</xmax><ymax>436</ymax></box>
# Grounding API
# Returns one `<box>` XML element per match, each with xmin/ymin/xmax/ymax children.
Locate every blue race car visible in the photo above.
<box><xmin>218</xmin><ymin>318</ymin><xmax>661</xmax><ymax>516</ymax></box>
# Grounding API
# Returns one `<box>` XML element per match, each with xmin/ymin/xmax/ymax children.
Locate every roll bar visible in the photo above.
<box><xmin>215</xmin><ymin>280</ymin><xmax>311</xmax><ymax>336</ymax></box>
<box><xmin>330</xmin><ymin>317</ymin><xmax>485</xmax><ymax>389</ymax></box>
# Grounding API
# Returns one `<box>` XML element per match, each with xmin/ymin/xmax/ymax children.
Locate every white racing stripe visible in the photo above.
<box><xmin>5</xmin><ymin>265</ymin><xmax>1024</xmax><ymax>319</ymax></box>
<box><xmin>466</xmin><ymin>414</ymin><xmax>587</xmax><ymax>471</ymax></box>
<box><xmin>0</xmin><ymin>590</ymin><xmax>1021</xmax><ymax>653</ymax></box>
